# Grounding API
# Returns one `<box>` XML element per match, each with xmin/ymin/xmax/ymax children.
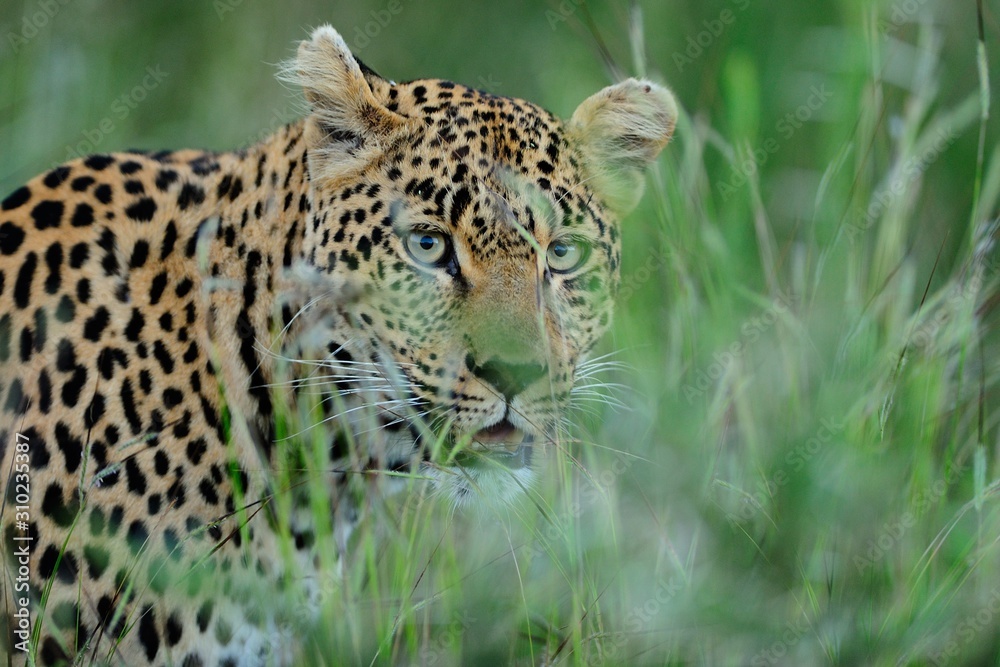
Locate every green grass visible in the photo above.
<box><xmin>4</xmin><ymin>0</ymin><xmax>1000</xmax><ymax>664</ymax></box>
<box><xmin>290</xmin><ymin>4</ymin><xmax>1000</xmax><ymax>663</ymax></box>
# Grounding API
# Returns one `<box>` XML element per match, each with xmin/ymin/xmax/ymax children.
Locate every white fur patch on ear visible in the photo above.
<box><xmin>282</xmin><ymin>25</ymin><xmax>412</xmax><ymax>181</ymax></box>
<box><xmin>569</xmin><ymin>78</ymin><xmax>678</xmax><ymax>215</ymax></box>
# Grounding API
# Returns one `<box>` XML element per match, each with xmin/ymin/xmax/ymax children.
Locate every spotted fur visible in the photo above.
<box><xmin>0</xmin><ymin>25</ymin><xmax>676</xmax><ymax>666</ymax></box>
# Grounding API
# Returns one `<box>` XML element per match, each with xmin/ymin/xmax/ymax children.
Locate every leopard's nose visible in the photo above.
<box><xmin>466</xmin><ymin>354</ymin><xmax>547</xmax><ymax>401</ymax></box>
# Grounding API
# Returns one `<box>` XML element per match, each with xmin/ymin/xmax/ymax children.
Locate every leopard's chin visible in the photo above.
<box><xmin>434</xmin><ymin>458</ymin><xmax>538</xmax><ymax>509</ymax></box>
<box><xmin>417</xmin><ymin>418</ymin><xmax>544</xmax><ymax>507</ymax></box>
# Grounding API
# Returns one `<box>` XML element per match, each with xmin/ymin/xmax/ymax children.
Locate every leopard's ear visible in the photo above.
<box><xmin>288</xmin><ymin>25</ymin><xmax>413</xmax><ymax>180</ymax></box>
<box><xmin>568</xmin><ymin>78</ymin><xmax>678</xmax><ymax>216</ymax></box>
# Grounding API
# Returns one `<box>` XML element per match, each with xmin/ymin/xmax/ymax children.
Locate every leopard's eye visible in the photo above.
<box><xmin>546</xmin><ymin>238</ymin><xmax>588</xmax><ymax>273</ymax></box>
<box><xmin>405</xmin><ymin>230</ymin><xmax>450</xmax><ymax>266</ymax></box>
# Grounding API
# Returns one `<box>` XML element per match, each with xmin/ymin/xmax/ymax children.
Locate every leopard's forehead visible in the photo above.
<box><xmin>385</xmin><ymin>78</ymin><xmax>570</xmax><ymax>169</ymax></box>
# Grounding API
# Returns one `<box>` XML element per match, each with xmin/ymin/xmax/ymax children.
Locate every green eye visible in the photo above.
<box><xmin>405</xmin><ymin>230</ymin><xmax>449</xmax><ymax>266</ymax></box>
<box><xmin>546</xmin><ymin>238</ymin><xmax>588</xmax><ymax>273</ymax></box>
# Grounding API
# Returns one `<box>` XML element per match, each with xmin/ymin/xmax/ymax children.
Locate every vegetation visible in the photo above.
<box><xmin>2</xmin><ymin>0</ymin><xmax>999</xmax><ymax>664</ymax></box>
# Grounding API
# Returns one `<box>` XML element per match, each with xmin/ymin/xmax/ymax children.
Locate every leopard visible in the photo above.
<box><xmin>0</xmin><ymin>24</ymin><xmax>676</xmax><ymax>666</ymax></box>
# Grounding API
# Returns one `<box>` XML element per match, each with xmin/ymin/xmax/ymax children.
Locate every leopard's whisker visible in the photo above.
<box><xmin>277</xmin><ymin>399</ymin><xmax>424</xmax><ymax>442</ymax></box>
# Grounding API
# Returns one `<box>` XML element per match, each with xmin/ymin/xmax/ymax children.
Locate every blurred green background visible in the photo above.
<box><xmin>0</xmin><ymin>1</ymin><xmax>992</xmax><ymax>282</ymax></box>
<box><xmin>4</xmin><ymin>0</ymin><xmax>1000</xmax><ymax>665</ymax></box>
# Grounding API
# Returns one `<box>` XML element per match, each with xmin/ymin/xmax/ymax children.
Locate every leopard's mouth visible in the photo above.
<box><xmin>454</xmin><ymin>418</ymin><xmax>535</xmax><ymax>469</ymax></box>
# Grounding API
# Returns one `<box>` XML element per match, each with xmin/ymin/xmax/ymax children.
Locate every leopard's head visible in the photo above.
<box><xmin>288</xmin><ymin>26</ymin><xmax>676</xmax><ymax>504</ymax></box>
